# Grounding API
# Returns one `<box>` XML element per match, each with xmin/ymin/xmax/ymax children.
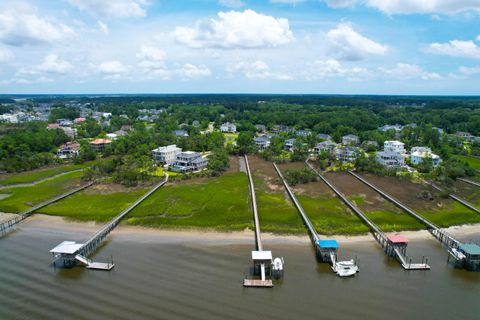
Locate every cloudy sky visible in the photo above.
<box><xmin>0</xmin><ymin>0</ymin><xmax>480</xmax><ymax>94</ymax></box>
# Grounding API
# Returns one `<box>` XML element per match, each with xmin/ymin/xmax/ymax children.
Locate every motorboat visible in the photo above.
<box><xmin>272</xmin><ymin>257</ymin><xmax>284</xmax><ymax>279</ymax></box>
<box><xmin>450</xmin><ymin>247</ymin><xmax>466</xmax><ymax>260</ymax></box>
<box><xmin>334</xmin><ymin>259</ymin><xmax>359</xmax><ymax>277</ymax></box>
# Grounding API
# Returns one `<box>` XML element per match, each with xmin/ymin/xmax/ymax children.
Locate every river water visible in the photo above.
<box><xmin>0</xmin><ymin>223</ymin><xmax>479</xmax><ymax>320</ymax></box>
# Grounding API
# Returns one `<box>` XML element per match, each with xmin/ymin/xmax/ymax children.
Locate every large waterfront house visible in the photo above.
<box><xmin>57</xmin><ymin>142</ymin><xmax>80</xmax><ymax>159</ymax></box>
<box><xmin>171</xmin><ymin>151</ymin><xmax>208</xmax><ymax>172</ymax></box>
<box><xmin>152</xmin><ymin>145</ymin><xmax>182</xmax><ymax>165</ymax></box>
<box><xmin>342</xmin><ymin>134</ymin><xmax>359</xmax><ymax>146</ymax></box>
<box><xmin>314</xmin><ymin>141</ymin><xmax>337</xmax><ymax>154</ymax></box>
<box><xmin>410</xmin><ymin>147</ymin><xmax>441</xmax><ymax>167</ymax></box>
<box><xmin>90</xmin><ymin>138</ymin><xmax>112</xmax><ymax>152</ymax></box>
<box><xmin>376</xmin><ymin>140</ymin><xmax>406</xmax><ymax>167</ymax></box>
<box><xmin>254</xmin><ymin>134</ymin><xmax>277</xmax><ymax>151</ymax></box>
<box><xmin>335</xmin><ymin>146</ymin><xmax>360</xmax><ymax>162</ymax></box>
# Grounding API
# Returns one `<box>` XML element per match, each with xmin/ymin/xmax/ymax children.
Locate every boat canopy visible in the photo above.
<box><xmin>317</xmin><ymin>239</ymin><xmax>339</xmax><ymax>249</ymax></box>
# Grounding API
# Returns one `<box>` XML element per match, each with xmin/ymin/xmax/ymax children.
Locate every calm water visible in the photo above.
<box><xmin>0</xmin><ymin>224</ymin><xmax>479</xmax><ymax>320</ymax></box>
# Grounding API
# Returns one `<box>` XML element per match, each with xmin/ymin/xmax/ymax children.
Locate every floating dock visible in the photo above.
<box><xmin>348</xmin><ymin>171</ymin><xmax>480</xmax><ymax>271</ymax></box>
<box><xmin>273</xmin><ymin>162</ymin><xmax>358</xmax><ymax>276</ymax></box>
<box><xmin>50</xmin><ymin>175</ymin><xmax>169</xmax><ymax>271</ymax></box>
<box><xmin>306</xmin><ymin>162</ymin><xmax>430</xmax><ymax>270</ymax></box>
<box><xmin>0</xmin><ymin>181</ymin><xmax>94</xmax><ymax>235</ymax></box>
<box><xmin>243</xmin><ymin>155</ymin><xmax>278</xmax><ymax>287</ymax></box>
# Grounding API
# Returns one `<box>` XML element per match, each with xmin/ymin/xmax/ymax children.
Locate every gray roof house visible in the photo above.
<box><xmin>171</xmin><ymin>151</ymin><xmax>208</xmax><ymax>172</ymax></box>
<box><xmin>173</xmin><ymin>129</ymin><xmax>189</xmax><ymax>137</ymax></box>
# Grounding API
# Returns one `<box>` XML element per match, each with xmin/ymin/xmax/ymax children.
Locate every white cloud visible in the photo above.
<box><xmin>97</xmin><ymin>21</ymin><xmax>109</xmax><ymax>34</ymax></box>
<box><xmin>97</xmin><ymin>60</ymin><xmax>129</xmax><ymax>79</ymax></box>
<box><xmin>458</xmin><ymin>66</ymin><xmax>480</xmax><ymax>75</ymax></box>
<box><xmin>365</xmin><ymin>0</ymin><xmax>480</xmax><ymax>15</ymax></box>
<box><xmin>326</xmin><ymin>23</ymin><xmax>387</xmax><ymax>61</ymax></box>
<box><xmin>324</xmin><ymin>0</ymin><xmax>358</xmax><ymax>8</ymax></box>
<box><xmin>67</xmin><ymin>0</ymin><xmax>148</xmax><ymax>18</ymax></box>
<box><xmin>173</xmin><ymin>9</ymin><xmax>293</xmax><ymax>49</ymax></box>
<box><xmin>477</xmin><ymin>35</ymin><xmax>480</xmax><ymax>42</ymax></box>
<box><xmin>136</xmin><ymin>45</ymin><xmax>168</xmax><ymax>77</ymax></box>
<box><xmin>426</xmin><ymin>39</ymin><xmax>480</xmax><ymax>59</ymax></box>
<box><xmin>0</xmin><ymin>47</ymin><xmax>13</xmax><ymax>62</ymax></box>
<box><xmin>379</xmin><ymin>63</ymin><xmax>441</xmax><ymax>80</ymax></box>
<box><xmin>0</xmin><ymin>4</ymin><xmax>73</xmax><ymax>46</ymax></box>
<box><xmin>176</xmin><ymin>64</ymin><xmax>211</xmax><ymax>79</ymax></box>
<box><xmin>306</xmin><ymin>59</ymin><xmax>368</xmax><ymax>81</ymax></box>
<box><xmin>227</xmin><ymin>60</ymin><xmax>292</xmax><ymax>80</ymax></box>
<box><xmin>137</xmin><ymin>45</ymin><xmax>166</xmax><ymax>62</ymax></box>
<box><xmin>18</xmin><ymin>54</ymin><xmax>73</xmax><ymax>75</ymax></box>
<box><xmin>218</xmin><ymin>0</ymin><xmax>245</xmax><ymax>8</ymax></box>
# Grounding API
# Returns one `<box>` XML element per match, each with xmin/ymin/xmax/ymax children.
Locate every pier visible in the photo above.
<box><xmin>0</xmin><ymin>181</ymin><xmax>94</xmax><ymax>235</ymax></box>
<box><xmin>348</xmin><ymin>171</ymin><xmax>480</xmax><ymax>271</ymax></box>
<box><xmin>273</xmin><ymin>162</ymin><xmax>358</xmax><ymax>276</ymax></box>
<box><xmin>243</xmin><ymin>155</ymin><xmax>277</xmax><ymax>287</ymax></box>
<box><xmin>50</xmin><ymin>175</ymin><xmax>169</xmax><ymax>271</ymax></box>
<box><xmin>429</xmin><ymin>182</ymin><xmax>480</xmax><ymax>215</ymax></box>
<box><xmin>306</xmin><ymin>162</ymin><xmax>430</xmax><ymax>270</ymax></box>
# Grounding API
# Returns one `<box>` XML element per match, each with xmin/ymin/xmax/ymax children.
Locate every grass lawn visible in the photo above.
<box><xmin>456</xmin><ymin>155</ymin><xmax>480</xmax><ymax>171</ymax></box>
<box><xmin>419</xmin><ymin>201</ymin><xmax>480</xmax><ymax>227</ymax></box>
<box><xmin>0</xmin><ymin>159</ymin><xmax>101</xmax><ymax>186</ymax></box>
<box><xmin>40</xmin><ymin>185</ymin><xmax>150</xmax><ymax>222</ymax></box>
<box><xmin>126</xmin><ymin>172</ymin><xmax>252</xmax><ymax>231</ymax></box>
<box><xmin>0</xmin><ymin>170</ymin><xmax>84</xmax><ymax>213</ymax></box>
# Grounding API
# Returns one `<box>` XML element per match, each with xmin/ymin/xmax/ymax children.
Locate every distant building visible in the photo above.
<box><xmin>61</xmin><ymin>127</ymin><xmax>77</xmax><ymax>139</ymax></box>
<box><xmin>254</xmin><ymin>135</ymin><xmax>272</xmax><ymax>151</ymax></box>
<box><xmin>47</xmin><ymin>123</ymin><xmax>60</xmax><ymax>129</ymax></box>
<box><xmin>284</xmin><ymin>139</ymin><xmax>296</xmax><ymax>152</ymax></box>
<box><xmin>152</xmin><ymin>144</ymin><xmax>182</xmax><ymax>165</ymax></box>
<box><xmin>362</xmin><ymin>140</ymin><xmax>379</xmax><ymax>150</ymax></box>
<box><xmin>272</xmin><ymin>125</ymin><xmax>295</xmax><ymax>134</ymax></box>
<box><xmin>317</xmin><ymin>133</ymin><xmax>332</xmax><ymax>141</ymax></box>
<box><xmin>192</xmin><ymin>120</ymin><xmax>200</xmax><ymax>127</ymax></box>
<box><xmin>296</xmin><ymin>130</ymin><xmax>311</xmax><ymax>137</ymax></box>
<box><xmin>106</xmin><ymin>133</ymin><xmax>118</xmax><ymax>140</ymax></box>
<box><xmin>314</xmin><ymin>141</ymin><xmax>336</xmax><ymax>154</ymax></box>
<box><xmin>379</xmin><ymin>124</ymin><xmax>403</xmax><ymax>132</ymax></box>
<box><xmin>384</xmin><ymin>140</ymin><xmax>406</xmax><ymax>154</ymax></box>
<box><xmin>255</xmin><ymin>124</ymin><xmax>266</xmax><ymax>133</ymax></box>
<box><xmin>455</xmin><ymin>131</ymin><xmax>476</xmax><ymax>142</ymax></box>
<box><xmin>114</xmin><ymin>129</ymin><xmax>128</xmax><ymax>137</ymax></box>
<box><xmin>74</xmin><ymin>117</ymin><xmax>86</xmax><ymax>124</ymax></box>
<box><xmin>90</xmin><ymin>138</ymin><xmax>112</xmax><ymax>152</ymax></box>
<box><xmin>410</xmin><ymin>147</ymin><xmax>441</xmax><ymax>167</ymax></box>
<box><xmin>171</xmin><ymin>151</ymin><xmax>208</xmax><ymax>172</ymax></box>
<box><xmin>220</xmin><ymin>122</ymin><xmax>237</xmax><ymax>133</ymax></box>
<box><xmin>57</xmin><ymin>142</ymin><xmax>79</xmax><ymax>159</ymax></box>
<box><xmin>335</xmin><ymin>146</ymin><xmax>360</xmax><ymax>162</ymax></box>
<box><xmin>173</xmin><ymin>129</ymin><xmax>189</xmax><ymax>137</ymax></box>
<box><xmin>342</xmin><ymin>134</ymin><xmax>359</xmax><ymax>146</ymax></box>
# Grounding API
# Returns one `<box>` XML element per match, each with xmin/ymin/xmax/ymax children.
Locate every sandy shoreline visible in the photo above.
<box><xmin>7</xmin><ymin>213</ymin><xmax>479</xmax><ymax>245</ymax></box>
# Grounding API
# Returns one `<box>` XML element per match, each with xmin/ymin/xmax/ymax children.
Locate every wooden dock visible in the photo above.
<box><xmin>306</xmin><ymin>162</ymin><xmax>429</xmax><ymax>270</ymax></box>
<box><xmin>347</xmin><ymin>171</ymin><xmax>464</xmax><ymax>258</ymax></box>
<box><xmin>243</xmin><ymin>279</ymin><xmax>273</xmax><ymax>287</ymax></box>
<box><xmin>430</xmin><ymin>182</ymin><xmax>480</xmax><ymax>215</ymax></box>
<box><xmin>0</xmin><ymin>181</ymin><xmax>94</xmax><ymax>235</ymax></box>
<box><xmin>51</xmin><ymin>175</ymin><xmax>169</xmax><ymax>270</ymax></box>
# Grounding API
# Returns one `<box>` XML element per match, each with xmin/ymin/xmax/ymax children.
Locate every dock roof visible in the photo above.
<box><xmin>459</xmin><ymin>243</ymin><xmax>480</xmax><ymax>255</ymax></box>
<box><xmin>50</xmin><ymin>241</ymin><xmax>83</xmax><ymax>254</ymax></box>
<box><xmin>388</xmin><ymin>235</ymin><xmax>409</xmax><ymax>244</ymax></box>
<box><xmin>251</xmin><ymin>250</ymin><xmax>272</xmax><ymax>261</ymax></box>
<box><xmin>318</xmin><ymin>239</ymin><xmax>339</xmax><ymax>249</ymax></box>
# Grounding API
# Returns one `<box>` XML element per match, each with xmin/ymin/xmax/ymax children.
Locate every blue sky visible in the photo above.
<box><xmin>0</xmin><ymin>0</ymin><xmax>480</xmax><ymax>94</ymax></box>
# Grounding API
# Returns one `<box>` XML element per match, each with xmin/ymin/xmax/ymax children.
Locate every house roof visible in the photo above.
<box><xmin>90</xmin><ymin>138</ymin><xmax>112</xmax><ymax>145</ymax></box>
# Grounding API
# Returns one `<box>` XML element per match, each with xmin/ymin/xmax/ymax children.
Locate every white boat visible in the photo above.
<box><xmin>334</xmin><ymin>260</ymin><xmax>359</xmax><ymax>277</ymax></box>
<box><xmin>272</xmin><ymin>257</ymin><xmax>284</xmax><ymax>279</ymax></box>
<box><xmin>450</xmin><ymin>248</ymin><xmax>466</xmax><ymax>260</ymax></box>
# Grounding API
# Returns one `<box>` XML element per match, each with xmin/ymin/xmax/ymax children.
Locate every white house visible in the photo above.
<box><xmin>342</xmin><ymin>134</ymin><xmax>359</xmax><ymax>146</ymax></box>
<box><xmin>171</xmin><ymin>151</ymin><xmax>208</xmax><ymax>172</ymax></box>
<box><xmin>152</xmin><ymin>145</ymin><xmax>182</xmax><ymax>165</ymax></box>
<box><xmin>314</xmin><ymin>141</ymin><xmax>336</xmax><ymax>154</ymax></box>
<box><xmin>284</xmin><ymin>139</ymin><xmax>296</xmax><ymax>152</ymax></box>
<box><xmin>335</xmin><ymin>146</ymin><xmax>360</xmax><ymax>162</ymax></box>
<box><xmin>376</xmin><ymin>140</ymin><xmax>406</xmax><ymax>167</ymax></box>
<box><xmin>317</xmin><ymin>133</ymin><xmax>332</xmax><ymax>141</ymax></box>
<box><xmin>410</xmin><ymin>147</ymin><xmax>441</xmax><ymax>167</ymax></box>
<box><xmin>220</xmin><ymin>122</ymin><xmax>237</xmax><ymax>133</ymax></box>
<box><xmin>384</xmin><ymin>140</ymin><xmax>406</xmax><ymax>154</ymax></box>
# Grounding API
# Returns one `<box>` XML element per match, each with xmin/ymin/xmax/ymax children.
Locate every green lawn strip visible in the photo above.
<box><xmin>418</xmin><ymin>201</ymin><xmax>480</xmax><ymax>227</ymax></box>
<box><xmin>455</xmin><ymin>155</ymin><xmax>480</xmax><ymax>171</ymax></box>
<box><xmin>126</xmin><ymin>172</ymin><xmax>252</xmax><ymax>231</ymax></box>
<box><xmin>0</xmin><ymin>170</ymin><xmax>84</xmax><ymax>213</ymax></box>
<box><xmin>39</xmin><ymin>186</ymin><xmax>149</xmax><ymax>222</ymax></box>
<box><xmin>296</xmin><ymin>194</ymin><xmax>370</xmax><ymax>235</ymax></box>
<box><xmin>0</xmin><ymin>159</ymin><xmax>102</xmax><ymax>186</ymax></box>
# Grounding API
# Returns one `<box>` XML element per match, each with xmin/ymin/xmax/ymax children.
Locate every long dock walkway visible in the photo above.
<box><xmin>305</xmin><ymin>162</ymin><xmax>429</xmax><ymax>270</ymax></box>
<box><xmin>429</xmin><ymin>182</ymin><xmax>480</xmax><ymax>215</ymax></box>
<box><xmin>0</xmin><ymin>169</ymin><xmax>84</xmax><ymax>190</ymax></box>
<box><xmin>0</xmin><ymin>181</ymin><xmax>94</xmax><ymax>235</ymax></box>
<box><xmin>458</xmin><ymin>178</ymin><xmax>480</xmax><ymax>187</ymax></box>
<box><xmin>347</xmin><ymin>171</ymin><xmax>464</xmax><ymax>255</ymax></box>
<box><xmin>50</xmin><ymin>175</ymin><xmax>168</xmax><ymax>270</ymax></box>
<box><xmin>243</xmin><ymin>155</ymin><xmax>275</xmax><ymax>287</ymax></box>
